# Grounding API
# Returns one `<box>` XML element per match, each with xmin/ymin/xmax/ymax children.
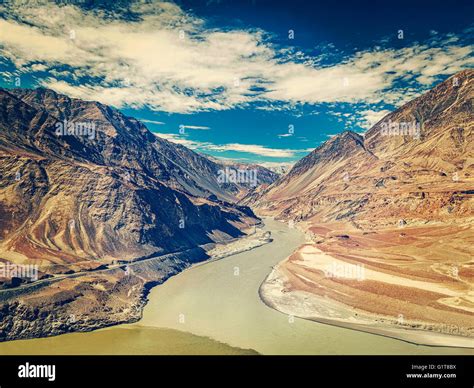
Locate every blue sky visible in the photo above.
<box><xmin>0</xmin><ymin>0</ymin><xmax>473</xmax><ymax>165</ymax></box>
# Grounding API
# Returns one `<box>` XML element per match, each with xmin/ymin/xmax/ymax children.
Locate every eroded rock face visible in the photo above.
<box><xmin>0</xmin><ymin>87</ymin><xmax>259</xmax><ymax>266</ymax></box>
<box><xmin>0</xmin><ymin>87</ymin><xmax>263</xmax><ymax>341</ymax></box>
<box><xmin>246</xmin><ymin>70</ymin><xmax>474</xmax><ymax>228</ymax></box>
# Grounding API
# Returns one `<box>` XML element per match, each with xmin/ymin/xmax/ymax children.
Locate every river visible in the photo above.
<box><xmin>0</xmin><ymin>218</ymin><xmax>472</xmax><ymax>355</ymax></box>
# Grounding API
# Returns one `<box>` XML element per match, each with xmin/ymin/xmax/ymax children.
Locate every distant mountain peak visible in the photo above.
<box><xmin>246</xmin><ymin>70</ymin><xmax>473</xmax><ymax>226</ymax></box>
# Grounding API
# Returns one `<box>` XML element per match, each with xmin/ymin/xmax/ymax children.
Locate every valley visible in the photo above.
<box><xmin>1</xmin><ymin>218</ymin><xmax>472</xmax><ymax>355</ymax></box>
<box><xmin>0</xmin><ymin>87</ymin><xmax>273</xmax><ymax>341</ymax></box>
<box><xmin>0</xmin><ymin>70</ymin><xmax>472</xmax><ymax>352</ymax></box>
<box><xmin>248</xmin><ymin>70</ymin><xmax>474</xmax><ymax>347</ymax></box>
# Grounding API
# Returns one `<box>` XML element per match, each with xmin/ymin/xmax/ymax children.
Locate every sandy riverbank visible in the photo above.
<box><xmin>259</xmin><ymin>242</ymin><xmax>474</xmax><ymax>348</ymax></box>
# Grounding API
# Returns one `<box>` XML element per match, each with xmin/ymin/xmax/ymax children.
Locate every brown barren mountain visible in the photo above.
<box><xmin>250</xmin><ymin>70</ymin><xmax>474</xmax><ymax>346</ymax></box>
<box><xmin>0</xmin><ymin>88</ymin><xmax>263</xmax><ymax>266</ymax></box>
<box><xmin>0</xmin><ymin>88</ymin><xmax>269</xmax><ymax>341</ymax></box>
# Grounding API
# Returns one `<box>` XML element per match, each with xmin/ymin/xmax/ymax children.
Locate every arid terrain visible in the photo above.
<box><xmin>0</xmin><ymin>70</ymin><xmax>472</xmax><ymax>348</ymax></box>
<box><xmin>249</xmin><ymin>70</ymin><xmax>474</xmax><ymax>346</ymax></box>
<box><xmin>0</xmin><ymin>87</ymin><xmax>276</xmax><ymax>341</ymax></box>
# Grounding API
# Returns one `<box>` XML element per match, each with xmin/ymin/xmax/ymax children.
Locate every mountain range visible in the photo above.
<box><xmin>0</xmin><ymin>88</ymin><xmax>280</xmax><ymax>273</ymax></box>
<box><xmin>245</xmin><ymin>69</ymin><xmax>473</xmax><ymax>228</ymax></box>
<box><xmin>251</xmin><ymin>69</ymin><xmax>474</xmax><ymax>344</ymax></box>
<box><xmin>0</xmin><ymin>87</ymin><xmax>278</xmax><ymax>340</ymax></box>
<box><xmin>0</xmin><ymin>70</ymin><xmax>472</xmax><ymax>343</ymax></box>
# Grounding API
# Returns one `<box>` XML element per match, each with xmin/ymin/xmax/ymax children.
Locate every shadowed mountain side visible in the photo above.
<box><xmin>0</xmin><ymin>87</ymin><xmax>272</xmax><ymax>342</ymax></box>
<box><xmin>0</xmin><ymin>88</ymin><xmax>259</xmax><ymax>270</ymax></box>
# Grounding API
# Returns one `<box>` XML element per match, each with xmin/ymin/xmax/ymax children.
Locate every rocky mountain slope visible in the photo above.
<box><xmin>8</xmin><ymin>88</ymin><xmax>277</xmax><ymax>203</ymax></box>
<box><xmin>0</xmin><ymin>87</ymin><xmax>273</xmax><ymax>341</ymax></box>
<box><xmin>251</xmin><ymin>70</ymin><xmax>474</xmax><ymax>344</ymax></box>
<box><xmin>246</xmin><ymin>69</ymin><xmax>473</xmax><ymax>228</ymax></box>
<box><xmin>0</xmin><ymin>87</ymin><xmax>262</xmax><ymax>272</ymax></box>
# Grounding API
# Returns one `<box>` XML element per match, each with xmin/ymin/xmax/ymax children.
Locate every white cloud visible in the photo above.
<box><xmin>205</xmin><ymin>143</ymin><xmax>297</xmax><ymax>158</ymax></box>
<box><xmin>139</xmin><ymin>119</ymin><xmax>166</xmax><ymax>125</ymax></box>
<box><xmin>180</xmin><ymin>125</ymin><xmax>211</xmax><ymax>130</ymax></box>
<box><xmin>153</xmin><ymin>132</ymin><xmax>205</xmax><ymax>149</ymax></box>
<box><xmin>0</xmin><ymin>1</ymin><xmax>472</xmax><ymax>113</ymax></box>
<box><xmin>357</xmin><ymin>109</ymin><xmax>392</xmax><ymax>129</ymax></box>
<box><xmin>153</xmin><ymin>132</ymin><xmax>309</xmax><ymax>158</ymax></box>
